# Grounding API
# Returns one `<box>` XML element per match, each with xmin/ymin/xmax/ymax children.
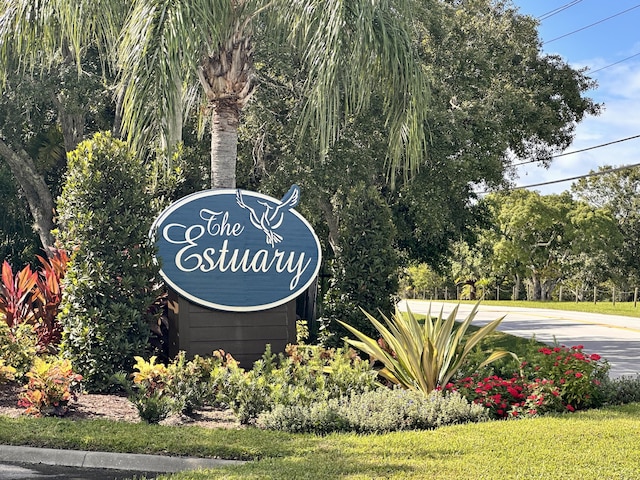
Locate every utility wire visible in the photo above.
<box><xmin>510</xmin><ymin>134</ymin><xmax>640</xmax><ymax>168</ymax></box>
<box><xmin>538</xmin><ymin>0</ymin><xmax>584</xmax><ymax>21</ymax></box>
<box><xmin>544</xmin><ymin>4</ymin><xmax>640</xmax><ymax>44</ymax></box>
<box><xmin>589</xmin><ymin>52</ymin><xmax>640</xmax><ymax>74</ymax></box>
<box><xmin>510</xmin><ymin>162</ymin><xmax>640</xmax><ymax>191</ymax></box>
<box><xmin>477</xmin><ymin>163</ymin><xmax>640</xmax><ymax>195</ymax></box>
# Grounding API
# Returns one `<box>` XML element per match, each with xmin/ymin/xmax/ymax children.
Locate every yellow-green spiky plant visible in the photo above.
<box><xmin>339</xmin><ymin>303</ymin><xmax>513</xmax><ymax>395</ymax></box>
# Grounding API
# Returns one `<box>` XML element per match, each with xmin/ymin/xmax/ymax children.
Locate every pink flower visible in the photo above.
<box><xmin>575</xmin><ymin>372</ymin><xmax>583</xmax><ymax>378</ymax></box>
<box><xmin>566</xmin><ymin>404</ymin><xmax>576</xmax><ymax>412</ymax></box>
<box><xmin>590</xmin><ymin>354</ymin><xmax>601</xmax><ymax>361</ymax></box>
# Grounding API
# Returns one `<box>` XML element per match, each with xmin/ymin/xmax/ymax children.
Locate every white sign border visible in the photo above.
<box><xmin>150</xmin><ymin>188</ymin><xmax>323</xmax><ymax>312</ymax></box>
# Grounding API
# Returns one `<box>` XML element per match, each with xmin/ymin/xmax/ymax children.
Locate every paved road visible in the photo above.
<box><xmin>399</xmin><ymin>300</ymin><xmax>640</xmax><ymax>379</ymax></box>
<box><xmin>0</xmin><ymin>445</ymin><xmax>241</xmax><ymax>480</ymax></box>
<box><xmin>0</xmin><ymin>461</ymin><xmax>157</xmax><ymax>479</ymax></box>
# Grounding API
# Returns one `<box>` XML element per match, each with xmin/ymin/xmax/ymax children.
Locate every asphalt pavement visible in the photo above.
<box><xmin>399</xmin><ymin>299</ymin><xmax>640</xmax><ymax>378</ymax></box>
<box><xmin>0</xmin><ymin>460</ymin><xmax>155</xmax><ymax>480</ymax></box>
<box><xmin>0</xmin><ymin>445</ymin><xmax>243</xmax><ymax>479</ymax></box>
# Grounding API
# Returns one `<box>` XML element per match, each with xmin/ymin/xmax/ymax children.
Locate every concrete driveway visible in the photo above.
<box><xmin>399</xmin><ymin>300</ymin><xmax>640</xmax><ymax>379</ymax></box>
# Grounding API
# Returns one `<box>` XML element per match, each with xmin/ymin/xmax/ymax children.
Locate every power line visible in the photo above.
<box><xmin>538</xmin><ymin>0</ymin><xmax>584</xmax><ymax>21</ymax></box>
<box><xmin>510</xmin><ymin>134</ymin><xmax>640</xmax><ymax>168</ymax></box>
<box><xmin>588</xmin><ymin>52</ymin><xmax>640</xmax><ymax>74</ymax></box>
<box><xmin>510</xmin><ymin>162</ymin><xmax>640</xmax><ymax>191</ymax></box>
<box><xmin>544</xmin><ymin>4</ymin><xmax>640</xmax><ymax>44</ymax></box>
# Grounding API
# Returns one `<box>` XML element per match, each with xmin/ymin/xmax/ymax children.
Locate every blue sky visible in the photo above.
<box><xmin>509</xmin><ymin>0</ymin><xmax>640</xmax><ymax>194</ymax></box>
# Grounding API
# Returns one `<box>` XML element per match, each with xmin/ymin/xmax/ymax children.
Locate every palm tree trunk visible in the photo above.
<box><xmin>52</xmin><ymin>95</ymin><xmax>85</xmax><ymax>152</ymax></box>
<box><xmin>0</xmin><ymin>139</ymin><xmax>55</xmax><ymax>252</ymax></box>
<box><xmin>210</xmin><ymin>102</ymin><xmax>240</xmax><ymax>189</ymax></box>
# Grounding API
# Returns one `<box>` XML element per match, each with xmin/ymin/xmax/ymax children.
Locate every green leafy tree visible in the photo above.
<box><xmin>572</xmin><ymin>166</ymin><xmax>640</xmax><ymax>287</ymax></box>
<box><xmin>418</xmin><ymin>0</ymin><xmax>599</xmax><ymax>183</ymax></box>
<box><xmin>484</xmin><ymin>190</ymin><xmax>620</xmax><ymax>300</ymax></box>
<box><xmin>401</xmin><ymin>263</ymin><xmax>446</xmax><ymax>299</ymax></box>
<box><xmin>56</xmin><ymin>132</ymin><xmax>159</xmax><ymax>392</ymax></box>
<box><xmin>448</xmin><ymin>240</ymin><xmax>492</xmax><ymax>301</ymax></box>
<box><xmin>392</xmin><ymin>0</ymin><xmax>599</xmax><ymax>267</ymax></box>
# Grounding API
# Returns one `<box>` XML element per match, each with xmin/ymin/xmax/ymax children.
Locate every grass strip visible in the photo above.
<box><xmin>2</xmin><ymin>404</ymin><xmax>640</xmax><ymax>479</ymax></box>
<box><xmin>154</xmin><ymin>403</ymin><xmax>640</xmax><ymax>479</ymax></box>
<box><xmin>0</xmin><ymin>416</ymin><xmax>305</xmax><ymax>460</ymax></box>
<box><xmin>433</xmin><ymin>299</ymin><xmax>640</xmax><ymax>318</ymax></box>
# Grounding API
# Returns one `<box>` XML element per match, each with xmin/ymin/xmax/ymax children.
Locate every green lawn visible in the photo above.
<box><xmin>2</xmin><ymin>404</ymin><xmax>640</xmax><ymax>479</ymax></box>
<box><xmin>430</xmin><ymin>299</ymin><xmax>640</xmax><ymax>318</ymax></box>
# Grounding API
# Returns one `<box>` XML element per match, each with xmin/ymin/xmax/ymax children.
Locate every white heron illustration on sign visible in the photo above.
<box><xmin>236</xmin><ymin>185</ymin><xmax>300</xmax><ymax>247</ymax></box>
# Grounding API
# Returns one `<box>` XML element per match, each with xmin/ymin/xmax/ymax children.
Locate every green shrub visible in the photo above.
<box><xmin>602</xmin><ymin>375</ymin><xmax>640</xmax><ymax>405</ymax></box>
<box><xmin>216</xmin><ymin>344</ymin><xmax>379</xmax><ymax>424</ymax></box>
<box><xmin>257</xmin><ymin>401</ymin><xmax>348</xmax><ymax>435</ymax></box>
<box><xmin>56</xmin><ymin>132</ymin><xmax>159</xmax><ymax>392</ymax></box>
<box><xmin>257</xmin><ymin>388</ymin><xmax>488</xmax><ymax>434</ymax></box>
<box><xmin>320</xmin><ymin>183</ymin><xmax>399</xmax><ymax>344</ymax></box>
<box><xmin>166</xmin><ymin>352</ymin><xmax>217</xmax><ymax>414</ymax></box>
<box><xmin>128</xmin><ymin>355</ymin><xmax>172</xmax><ymax>423</ymax></box>
<box><xmin>0</xmin><ymin>321</ymin><xmax>38</xmax><ymax>380</ymax></box>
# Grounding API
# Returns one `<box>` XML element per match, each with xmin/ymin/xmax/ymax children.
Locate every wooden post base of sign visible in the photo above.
<box><xmin>166</xmin><ymin>290</ymin><xmax>297</xmax><ymax>368</ymax></box>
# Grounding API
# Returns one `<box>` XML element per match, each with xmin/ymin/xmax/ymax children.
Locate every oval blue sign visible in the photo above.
<box><xmin>151</xmin><ymin>186</ymin><xmax>322</xmax><ymax>312</ymax></box>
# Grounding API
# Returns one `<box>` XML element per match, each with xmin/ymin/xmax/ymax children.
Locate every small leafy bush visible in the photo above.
<box><xmin>525</xmin><ymin>345</ymin><xmax>609</xmax><ymax>411</ymax></box>
<box><xmin>0</xmin><ymin>322</ymin><xmax>38</xmax><ymax>380</ymax></box>
<box><xmin>257</xmin><ymin>388</ymin><xmax>488</xmax><ymax>434</ymax></box>
<box><xmin>218</xmin><ymin>344</ymin><xmax>379</xmax><ymax>424</ymax></box>
<box><xmin>127</xmin><ymin>352</ymin><xmax>223</xmax><ymax>422</ymax></box>
<box><xmin>129</xmin><ymin>356</ymin><xmax>172</xmax><ymax>423</ymax></box>
<box><xmin>18</xmin><ymin>357</ymin><xmax>82</xmax><ymax>417</ymax></box>
<box><xmin>166</xmin><ymin>352</ymin><xmax>217</xmax><ymax>414</ymax></box>
<box><xmin>602</xmin><ymin>375</ymin><xmax>640</xmax><ymax>405</ymax></box>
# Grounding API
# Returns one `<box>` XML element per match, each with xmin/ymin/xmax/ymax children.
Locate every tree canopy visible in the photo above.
<box><xmin>482</xmin><ymin>190</ymin><xmax>620</xmax><ymax>300</ymax></box>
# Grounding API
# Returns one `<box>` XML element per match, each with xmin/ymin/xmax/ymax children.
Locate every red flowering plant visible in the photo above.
<box><xmin>443</xmin><ymin>373</ymin><xmax>563</xmax><ymax>419</ymax></box>
<box><xmin>524</xmin><ymin>345</ymin><xmax>609</xmax><ymax>411</ymax></box>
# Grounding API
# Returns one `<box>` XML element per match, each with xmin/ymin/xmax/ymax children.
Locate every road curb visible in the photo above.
<box><xmin>0</xmin><ymin>445</ymin><xmax>244</xmax><ymax>473</ymax></box>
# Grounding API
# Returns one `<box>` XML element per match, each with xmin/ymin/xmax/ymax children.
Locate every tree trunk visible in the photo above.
<box><xmin>317</xmin><ymin>194</ymin><xmax>340</xmax><ymax>255</ymax></box>
<box><xmin>112</xmin><ymin>87</ymin><xmax>125</xmax><ymax>139</ymax></box>
<box><xmin>513</xmin><ymin>273</ymin><xmax>521</xmax><ymax>300</ymax></box>
<box><xmin>466</xmin><ymin>281</ymin><xmax>477</xmax><ymax>300</ymax></box>
<box><xmin>542</xmin><ymin>278</ymin><xmax>560</xmax><ymax>301</ymax></box>
<box><xmin>52</xmin><ymin>95</ymin><xmax>85</xmax><ymax>152</ymax></box>
<box><xmin>0</xmin><ymin>138</ymin><xmax>55</xmax><ymax>252</ymax></box>
<box><xmin>210</xmin><ymin>101</ymin><xmax>240</xmax><ymax>189</ymax></box>
<box><xmin>531</xmin><ymin>274</ymin><xmax>542</xmax><ymax>301</ymax></box>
